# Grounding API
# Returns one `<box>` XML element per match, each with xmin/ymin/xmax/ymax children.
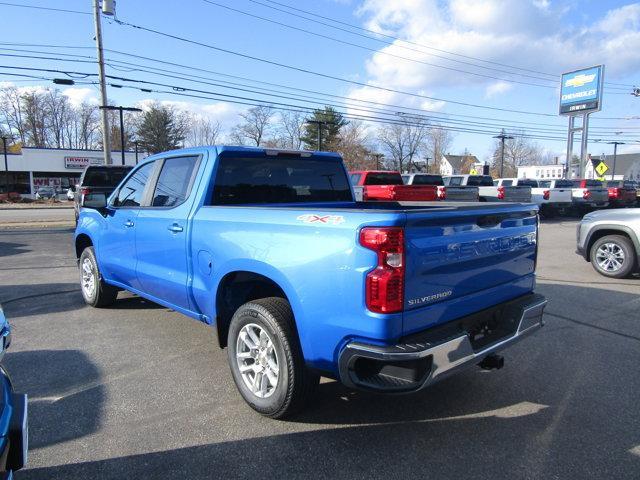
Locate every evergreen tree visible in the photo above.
<box><xmin>136</xmin><ymin>103</ymin><xmax>187</xmax><ymax>154</ymax></box>
<box><xmin>301</xmin><ymin>106</ymin><xmax>347</xmax><ymax>151</ymax></box>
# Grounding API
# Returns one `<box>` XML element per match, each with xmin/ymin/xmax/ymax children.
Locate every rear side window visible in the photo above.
<box><xmin>411</xmin><ymin>175</ymin><xmax>443</xmax><ymax>186</ymax></box>
<box><xmin>538</xmin><ymin>180</ymin><xmax>551</xmax><ymax>188</ymax></box>
<box><xmin>350</xmin><ymin>173</ymin><xmax>362</xmax><ymax>185</ymax></box>
<box><xmin>152</xmin><ymin>156</ymin><xmax>199</xmax><ymax>207</ymax></box>
<box><xmin>501</xmin><ymin>179</ymin><xmax>514</xmax><ymax>187</ymax></box>
<box><xmin>364</xmin><ymin>172</ymin><xmax>403</xmax><ymax>185</ymax></box>
<box><xmin>212</xmin><ymin>156</ymin><xmax>352</xmax><ymax>205</ymax></box>
<box><xmin>82</xmin><ymin>166</ymin><xmax>132</xmax><ymax>187</ymax></box>
<box><xmin>446</xmin><ymin>176</ymin><xmax>462</xmax><ymax>186</ymax></box>
<box><xmin>466</xmin><ymin>175</ymin><xmax>494</xmax><ymax>186</ymax></box>
<box><xmin>113</xmin><ymin>162</ymin><xmax>154</xmax><ymax>207</ymax></box>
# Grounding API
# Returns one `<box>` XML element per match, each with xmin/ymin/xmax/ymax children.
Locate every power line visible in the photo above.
<box><xmin>201</xmin><ymin>0</ymin><xmax>571</xmax><ymax>91</ymax></box>
<box><xmin>1</xmin><ymin>0</ymin><xmax>635</xmax><ymax>92</ymax></box>
<box><xmin>251</xmin><ymin>0</ymin><xmax>636</xmax><ymax>90</ymax></box>
<box><xmin>2</xmin><ymin>47</ymin><xmax>638</xmax><ymax>132</ymax></box>
<box><xmin>110</xmin><ymin>17</ymin><xmax>568</xmax><ymax>117</ymax></box>
<box><xmin>1</xmin><ymin>63</ymin><xmax>635</xmax><ymax>143</ymax></box>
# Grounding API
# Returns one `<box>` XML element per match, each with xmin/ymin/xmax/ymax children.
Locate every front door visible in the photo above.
<box><xmin>99</xmin><ymin>161</ymin><xmax>156</xmax><ymax>289</ymax></box>
<box><xmin>135</xmin><ymin>155</ymin><xmax>202</xmax><ymax>310</ymax></box>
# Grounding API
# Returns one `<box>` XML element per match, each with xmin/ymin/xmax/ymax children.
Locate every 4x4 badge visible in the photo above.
<box><xmin>297</xmin><ymin>214</ymin><xmax>345</xmax><ymax>225</ymax></box>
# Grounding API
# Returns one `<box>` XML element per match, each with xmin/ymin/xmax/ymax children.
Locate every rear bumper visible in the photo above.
<box><xmin>338</xmin><ymin>293</ymin><xmax>547</xmax><ymax>392</ymax></box>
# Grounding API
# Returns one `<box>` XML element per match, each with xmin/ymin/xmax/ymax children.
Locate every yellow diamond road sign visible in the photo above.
<box><xmin>595</xmin><ymin>161</ymin><xmax>609</xmax><ymax>176</ymax></box>
<box><xmin>469</xmin><ymin>168</ymin><xmax>478</xmax><ymax>175</ymax></box>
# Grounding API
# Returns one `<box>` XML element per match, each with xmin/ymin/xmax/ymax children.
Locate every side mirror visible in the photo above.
<box><xmin>82</xmin><ymin>192</ymin><xmax>107</xmax><ymax>209</ymax></box>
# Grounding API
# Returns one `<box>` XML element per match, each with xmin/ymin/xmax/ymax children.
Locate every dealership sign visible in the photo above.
<box><xmin>64</xmin><ymin>156</ymin><xmax>103</xmax><ymax>169</ymax></box>
<box><xmin>559</xmin><ymin>65</ymin><xmax>604</xmax><ymax>115</ymax></box>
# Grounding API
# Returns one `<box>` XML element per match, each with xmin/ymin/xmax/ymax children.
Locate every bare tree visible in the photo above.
<box><xmin>425</xmin><ymin>126</ymin><xmax>454</xmax><ymax>174</ymax></box>
<box><xmin>338</xmin><ymin>121</ymin><xmax>373</xmax><ymax>170</ymax></box>
<box><xmin>377</xmin><ymin>116</ymin><xmax>430</xmax><ymax>172</ymax></box>
<box><xmin>0</xmin><ymin>86</ymin><xmax>27</xmax><ymax>144</ymax></box>
<box><xmin>185</xmin><ymin>115</ymin><xmax>221</xmax><ymax>147</ymax></box>
<box><xmin>22</xmin><ymin>90</ymin><xmax>48</xmax><ymax>147</ymax></box>
<box><xmin>234</xmin><ymin>105</ymin><xmax>274</xmax><ymax>146</ymax></box>
<box><xmin>44</xmin><ymin>89</ymin><xmax>73</xmax><ymax>148</ymax></box>
<box><xmin>490</xmin><ymin>134</ymin><xmax>543</xmax><ymax>177</ymax></box>
<box><xmin>273</xmin><ymin>111</ymin><xmax>305</xmax><ymax>149</ymax></box>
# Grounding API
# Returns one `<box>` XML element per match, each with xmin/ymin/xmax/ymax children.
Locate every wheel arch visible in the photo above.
<box><xmin>75</xmin><ymin>233</ymin><xmax>93</xmax><ymax>260</ymax></box>
<box><xmin>585</xmin><ymin>225</ymin><xmax>640</xmax><ymax>262</ymax></box>
<box><xmin>214</xmin><ymin>270</ymin><xmax>296</xmax><ymax>349</ymax></box>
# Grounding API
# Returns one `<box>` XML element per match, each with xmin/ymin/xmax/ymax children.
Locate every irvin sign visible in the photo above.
<box><xmin>64</xmin><ymin>156</ymin><xmax>103</xmax><ymax>170</ymax></box>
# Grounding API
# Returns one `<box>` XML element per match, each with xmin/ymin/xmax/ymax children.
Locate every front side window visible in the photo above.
<box><xmin>448</xmin><ymin>176</ymin><xmax>462</xmax><ymax>186</ymax></box>
<box><xmin>152</xmin><ymin>156</ymin><xmax>199</xmax><ymax>207</ymax></box>
<box><xmin>113</xmin><ymin>161</ymin><xmax>155</xmax><ymax>207</ymax></box>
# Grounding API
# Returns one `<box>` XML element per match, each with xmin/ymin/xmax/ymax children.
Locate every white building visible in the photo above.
<box><xmin>518</xmin><ymin>164</ymin><xmax>571</xmax><ymax>180</ymax></box>
<box><xmin>1</xmin><ymin>147</ymin><xmax>143</xmax><ymax>197</ymax></box>
<box><xmin>439</xmin><ymin>154</ymin><xmax>482</xmax><ymax>175</ymax></box>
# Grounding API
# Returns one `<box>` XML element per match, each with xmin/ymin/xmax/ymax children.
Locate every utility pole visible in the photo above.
<box><xmin>423</xmin><ymin>156</ymin><xmax>431</xmax><ymax>173</ymax></box>
<box><xmin>1</xmin><ymin>136</ymin><xmax>9</xmax><ymax>197</ymax></box>
<box><xmin>134</xmin><ymin>141</ymin><xmax>139</xmax><ymax>164</ymax></box>
<box><xmin>99</xmin><ymin>106</ymin><xmax>142</xmax><ymax>165</ymax></box>
<box><xmin>493</xmin><ymin>129</ymin><xmax>514</xmax><ymax>178</ymax></box>
<box><xmin>94</xmin><ymin>0</ymin><xmax>114</xmax><ymax>165</ymax></box>
<box><xmin>607</xmin><ymin>141</ymin><xmax>625</xmax><ymax>180</ymax></box>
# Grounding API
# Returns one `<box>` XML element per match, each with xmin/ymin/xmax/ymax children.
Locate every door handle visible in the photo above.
<box><xmin>168</xmin><ymin>223</ymin><xmax>184</xmax><ymax>233</ymax></box>
<box><xmin>124</xmin><ymin>220</ymin><xmax>135</xmax><ymax>227</ymax></box>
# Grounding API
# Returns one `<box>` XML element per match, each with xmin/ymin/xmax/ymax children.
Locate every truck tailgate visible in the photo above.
<box><xmin>503</xmin><ymin>187</ymin><xmax>531</xmax><ymax>202</ymax></box>
<box><xmin>364</xmin><ymin>185</ymin><xmax>437</xmax><ymax>201</ymax></box>
<box><xmin>403</xmin><ymin>205</ymin><xmax>537</xmax><ymax>335</ymax></box>
<box><xmin>444</xmin><ymin>187</ymin><xmax>479</xmax><ymax>202</ymax></box>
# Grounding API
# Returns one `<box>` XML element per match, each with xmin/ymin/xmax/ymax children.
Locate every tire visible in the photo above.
<box><xmin>590</xmin><ymin>235</ymin><xmax>636</xmax><ymax>279</ymax></box>
<box><xmin>79</xmin><ymin>246</ymin><xmax>118</xmax><ymax>307</ymax></box>
<box><xmin>227</xmin><ymin>297</ymin><xmax>319</xmax><ymax>419</ymax></box>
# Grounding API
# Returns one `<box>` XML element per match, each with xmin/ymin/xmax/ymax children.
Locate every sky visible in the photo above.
<box><xmin>1</xmin><ymin>0</ymin><xmax>639</xmax><ymax>163</ymax></box>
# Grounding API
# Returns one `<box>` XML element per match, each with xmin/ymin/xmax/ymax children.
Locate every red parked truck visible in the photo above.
<box><xmin>350</xmin><ymin>171</ymin><xmax>439</xmax><ymax>202</ymax></box>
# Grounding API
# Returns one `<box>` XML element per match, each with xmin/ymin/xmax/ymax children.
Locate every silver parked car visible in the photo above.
<box><xmin>576</xmin><ymin>208</ymin><xmax>640</xmax><ymax>278</ymax></box>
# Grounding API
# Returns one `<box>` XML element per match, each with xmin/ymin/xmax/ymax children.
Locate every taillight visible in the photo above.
<box><xmin>610</xmin><ymin>188</ymin><xmax>619</xmax><ymax>199</ymax></box>
<box><xmin>81</xmin><ymin>187</ymin><xmax>91</xmax><ymax>196</ymax></box>
<box><xmin>583</xmin><ymin>189</ymin><xmax>591</xmax><ymax>200</ymax></box>
<box><xmin>543</xmin><ymin>190</ymin><xmax>550</xmax><ymax>200</ymax></box>
<box><xmin>359</xmin><ymin>227</ymin><xmax>404</xmax><ymax>313</ymax></box>
<box><xmin>438</xmin><ymin>186</ymin><xmax>446</xmax><ymax>200</ymax></box>
<box><xmin>497</xmin><ymin>186</ymin><xmax>505</xmax><ymax>200</ymax></box>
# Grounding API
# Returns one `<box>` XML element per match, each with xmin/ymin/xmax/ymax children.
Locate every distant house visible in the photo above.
<box><xmin>518</xmin><ymin>164</ymin><xmax>567</xmax><ymax>180</ymax></box>
<box><xmin>588</xmin><ymin>153</ymin><xmax>640</xmax><ymax>181</ymax></box>
<box><xmin>439</xmin><ymin>154</ymin><xmax>480</xmax><ymax>175</ymax></box>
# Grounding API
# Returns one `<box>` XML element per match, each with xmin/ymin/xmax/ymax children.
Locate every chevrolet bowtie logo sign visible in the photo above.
<box><xmin>565</xmin><ymin>74</ymin><xmax>596</xmax><ymax>88</ymax></box>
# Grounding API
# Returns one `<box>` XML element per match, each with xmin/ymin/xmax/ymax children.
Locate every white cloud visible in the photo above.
<box><xmin>136</xmin><ymin>98</ymin><xmax>242</xmax><ymax>133</ymax></box>
<box><xmin>485</xmin><ymin>81</ymin><xmax>512</xmax><ymax>99</ymax></box>
<box><xmin>62</xmin><ymin>87</ymin><xmax>99</xmax><ymax>107</ymax></box>
<box><xmin>351</xmin><ymin>0</ymin><xmax>640</xmax><ymax>96</ymax></box>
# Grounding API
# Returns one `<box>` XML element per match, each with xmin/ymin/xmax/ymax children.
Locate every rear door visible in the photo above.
<box><xmin>135</xmin><ymin>154</ymin><xmax>203</xmax><ymax>310</ymax></box>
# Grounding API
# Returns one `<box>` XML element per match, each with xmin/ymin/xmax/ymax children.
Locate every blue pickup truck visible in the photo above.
<box><xmin>75</xmin><ymin>146</ymin><xmax>546</xmax><ymax>418</ymax></box>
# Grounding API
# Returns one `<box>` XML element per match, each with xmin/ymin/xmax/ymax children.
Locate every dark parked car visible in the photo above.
<box><xmin>0</xmin><ymin>305</ymin><xmax>28</xmax><ymax>478</ymax></box>
<box><xmin>35</xmin><ymin>186</ymin><xmax>57</xmax><ymax>200</ymax></box>
<box><xmin>603</xmin><ymin>180</ymin><xmax>637</xmax><ymax>208</ymax></box>
<box><xmin>74</xmin><ymin>165</ymin><xmax>133</xmax><ymax>224</ymax></box>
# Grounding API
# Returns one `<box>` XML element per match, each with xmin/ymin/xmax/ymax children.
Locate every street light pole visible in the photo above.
<box><xmin>493</xmin><ymin>130</ymin><xmax>514</xmax><ymax>178</ymax></box>
<box><xmin>99</xmin><ymin>106</ymin><xmax>142</xmax><ymax>165</ymax></box>
<box><xmin>607</xmin><ymin>141</ymin><xmax>625</xmax><ymax>180</ymax></box>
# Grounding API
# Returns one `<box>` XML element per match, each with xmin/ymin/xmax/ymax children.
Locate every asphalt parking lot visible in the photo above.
<box><xmin>1</xmin><ymin>220</ymin><xmax>639</xmax><ymax>479</ymax></box>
